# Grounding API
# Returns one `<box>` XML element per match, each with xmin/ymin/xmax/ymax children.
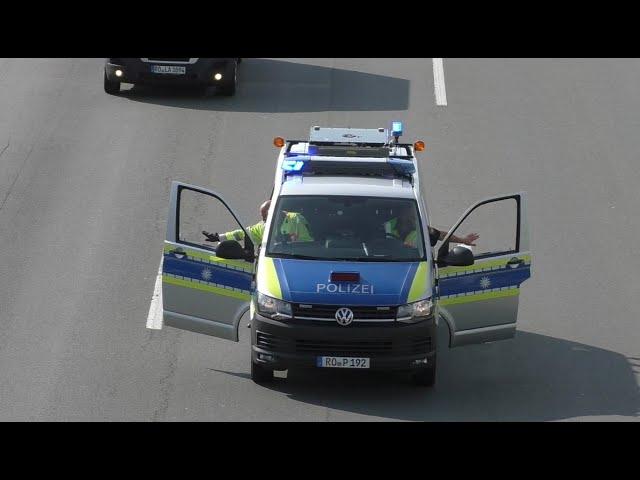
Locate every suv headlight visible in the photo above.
<box><xmin>396</xmin><ymin>298</ymin><xmax>434</xmax><ymax>323</ymax></box>
<box><xmin>257</xmin><ymin>292</ymin><xmax>292</xmax><ymax>320</ymax></box>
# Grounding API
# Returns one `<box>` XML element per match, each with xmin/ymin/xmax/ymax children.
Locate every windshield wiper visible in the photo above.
<box><xmin>269</xmin><ymin>253</ymin><xmax>423</xmax><ymax>262</ymax></box>
<box><xmin>328</xmin><ymin>256</ymin><xmax>392</xmax><ymax>262</ymax></box>
<box><xmin>334</xmin><ymin>256</ymin><xmax>424</xmax><ymax>262</ymax></box>
<box><xmin>268</xmin><ymin>253</ymin><xmax>325</xmax><ymax>260</ymax></box>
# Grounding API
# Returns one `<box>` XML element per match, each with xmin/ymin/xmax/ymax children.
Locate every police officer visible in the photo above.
<box><xmin>202</xmin><ymin>200</ymin><xmax>271</xmax><ymax>246</ymax></box>
<box><xmin>202</xmin><ymin>200</ymin><xmax>313</xmax><ymax>247</ymax></box>
<box><xmin>278</xmin><ymin>207</ymin><xmax>313</xmax><ymax>242</ymax></box>
<box><xmin>385</xmin><ymin>206</ymin><xmax>478</xmax><ymax>248</ymax></box>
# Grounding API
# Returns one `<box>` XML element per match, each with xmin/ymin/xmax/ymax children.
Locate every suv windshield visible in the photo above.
<box><xmin>266</xmin><ymin>195</ymin><xmax>425</xmax><ymax>262</ymax></box>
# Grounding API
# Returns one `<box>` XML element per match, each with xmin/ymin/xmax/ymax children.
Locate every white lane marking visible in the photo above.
<box><xmin>146</xmin><ymin>258</ymin><xmax>164</xmax><ymax>330</ymax></box>
<box><xmin>432</xmin><ymin>58</ymin><xmax>448</xmax><ymax>106</ymax></box>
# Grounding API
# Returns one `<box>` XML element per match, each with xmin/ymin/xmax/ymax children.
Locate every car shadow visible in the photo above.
<box><xmin>118</xmin><ymin>59</ymin><xmax>410</xmax><ymax>113</ymax></box>
<box><xmin>216</xmin><ymin>323</ymin><xmax>639</xmax><ymax>421</ymax></box>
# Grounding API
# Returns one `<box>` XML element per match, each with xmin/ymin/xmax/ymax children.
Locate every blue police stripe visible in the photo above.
<box><xmin>438</xmin><ymin>265</ymin><xmax>530</xmax><ymax>297</ymax></box>
<box><xmin>163</xmin><ymin>254</ymin><xmax>252</xmax><ymax>291</ymax></box>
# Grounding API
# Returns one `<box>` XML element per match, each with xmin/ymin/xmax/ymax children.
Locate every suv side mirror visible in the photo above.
<box><xmin>216</xmin><ymin>240</ymin><xmax>254</xmax><ymax>262</ymax></box>
<box><xmin>439</xmin><ymin>245</ymin><xmax>474</xmax><ymax>267</ymax></box>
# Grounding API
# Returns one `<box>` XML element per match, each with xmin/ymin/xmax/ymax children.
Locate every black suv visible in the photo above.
<box><xmin>104</xmin><ymin>58</ymin><xmax>240</xmax><ymax>96</ymax></box>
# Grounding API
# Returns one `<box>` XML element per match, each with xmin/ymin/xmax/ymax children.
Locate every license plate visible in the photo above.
<box><xmin>317</xmin><ymin>357</ymin><xmax>370</xmax><ymax>368</ymax></box>
<box><xmin>150</xmin><ymin>65</ymin><xmax>186</xmax><ymax>75</ymax></box>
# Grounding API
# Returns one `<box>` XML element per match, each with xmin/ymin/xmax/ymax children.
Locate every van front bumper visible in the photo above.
<box><xmin>251</xmin><ymin>313</ymin><xmax>436</xmax><ymax>372</ymax></box>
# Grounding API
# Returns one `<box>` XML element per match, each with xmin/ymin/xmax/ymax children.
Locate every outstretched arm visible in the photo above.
<box><xmin>432</xmin><ymin>227</ymin><xmax>479</xmax><ymax>246</ymax></box>
<box><xmin>202</xmin><ymin>229</ymin><xmax>245</xmax><ymax>243</ymax></box>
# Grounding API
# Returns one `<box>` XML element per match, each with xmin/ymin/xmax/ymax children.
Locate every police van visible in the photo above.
<box><xmin>161</xmin><ymin>123</ymin><xmax>532</xmax><ymax>386</ymax></box>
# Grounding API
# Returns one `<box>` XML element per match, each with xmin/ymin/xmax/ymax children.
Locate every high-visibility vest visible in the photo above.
<box><xmin>223</xmin><ymin>212</ymin><xmax>313</xmax><ymax>246</ymax></box>
<box><xmin>279</xmin><ymin>212</ymin><xmax>313</xmax><ymax>242</ymax></box>
<box><xmin>384</xmin><ymin>217</ymin><xmax>417</xmax><ymax>247</ymax></box>
<box><xmin>223</xmin><ymin>222</ymin><xmax>265</xmax><ymax>246</ymax></box>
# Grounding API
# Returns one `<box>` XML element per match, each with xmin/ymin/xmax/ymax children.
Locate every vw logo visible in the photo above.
<box><xmin>335</xmin><ymin>307</ymin><xmax>354</xmax><ymax>326</ymax></box>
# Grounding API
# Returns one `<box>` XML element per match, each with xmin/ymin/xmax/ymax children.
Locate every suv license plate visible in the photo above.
<box><xmin>151</xmin><ymin>65</ymin><xmax>186</xmax><ymax>75</ymax></box>
<box><xmin>317</xmin><ymin>357</ymin><xmax>370</xmax><ymax>368</ymax></box>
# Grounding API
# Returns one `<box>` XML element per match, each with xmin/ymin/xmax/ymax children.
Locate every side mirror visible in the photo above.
<box><xmin>216</xmin><ymin>240</ymin><xmax>253</xmax><ymax>262</ymax></box>
<box><xmin>439</xmin><ymin>245</ymin><xmax>474</xmax><ymax>267</ymax></box>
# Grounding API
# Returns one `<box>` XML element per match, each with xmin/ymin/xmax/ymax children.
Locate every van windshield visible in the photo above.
<box><xmin>266</xmin><ymin>195</ymin><xmax>426</xmax><ymax>262</ymax></box>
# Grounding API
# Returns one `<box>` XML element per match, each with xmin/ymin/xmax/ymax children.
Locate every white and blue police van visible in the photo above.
<box><xmin>161</xmin><ymin>123</ymin><xmax>532</xmax><ymax>386</ymax></box>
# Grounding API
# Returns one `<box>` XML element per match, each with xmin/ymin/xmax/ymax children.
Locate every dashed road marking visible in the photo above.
<box><xmin>432</xmin><ymin>58</ymin><xmax>448</xmax><ymax>106</ymax></box>
<box><xmin>146</xmin><ymin>258</ymin><xmax>164</xmax><ymax>330</ymax></box>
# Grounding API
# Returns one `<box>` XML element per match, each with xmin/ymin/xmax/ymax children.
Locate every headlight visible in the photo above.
<box><xmin>397</xmin><ymin>298</ymin><xmax>434</xmax><ymax>323</ymax></box>
<box><xmin>257</xmin><ymin>292</ymin><xmax>292</xmax><ymax>320</ymax></box>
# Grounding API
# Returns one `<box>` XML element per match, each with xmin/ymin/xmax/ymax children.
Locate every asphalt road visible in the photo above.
<box><xmin>0</xmin><ymin>58</ymin><xmax>638</xmax><ymax>421</ymax></box>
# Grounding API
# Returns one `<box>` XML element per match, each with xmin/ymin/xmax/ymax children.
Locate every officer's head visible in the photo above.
<box><xmin>260</xmin><ymin>200</ymin><xmax>271</xmax><ymax>222</ymax></box>
<box><xmin>399</xmin><ymin>205</ymin><xmax>416</xmax><ymax>226</ymax></box>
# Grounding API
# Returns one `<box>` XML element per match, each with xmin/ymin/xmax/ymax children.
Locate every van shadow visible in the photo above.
<box><xmin>253</xmin><ymin>325</ymin><xmax>640</xmax><ymax>421</ymax></box>
<box><xmin>119</xmin><ymin>59</ymin><xmax>410</xmax><ymax>113</ymax></box>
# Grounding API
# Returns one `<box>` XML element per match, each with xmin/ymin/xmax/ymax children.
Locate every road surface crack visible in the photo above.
<box><xmin>151</xmin><ymin>332</ymin><xmax>180</xmax><ymax>421</ymax></box>
<box><xmin>0</xmin><ymin>141</ymin><xmax>36</xmax><ymax>215</ymax></box>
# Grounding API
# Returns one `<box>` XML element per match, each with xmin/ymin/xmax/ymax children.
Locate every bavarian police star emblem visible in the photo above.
<box><xmin>479</xmin><ymin>276</ymin><xmax>491</xmax><ymax>289</ymax></box>
<box><xmin>201</xmin><ymin>268</ymin><xmax>213</xmax><ymax>281</ymax></box>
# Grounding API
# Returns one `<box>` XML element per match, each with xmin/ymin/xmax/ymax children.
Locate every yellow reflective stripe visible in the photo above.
<box><xmin>439</xmin><ymin>288</ymin><xmax>519</xmax><ymax>306</ymax></box>
<box><xmin>163</xmin><ymin>244</ymin><xmax>253</xmax><ymax>272</ymax></box>
<box><xmin>258</xmin><ymin>257</ymin><xmax>282</xmax><ymax>300</ymax></box>
<box><xmin>407</xmin><ymin>262</ymin><xmax>428</xmax><ymax>303</ymax></box>
<box><xmin>163</xmin><ymin>275</ymin><xmax>250</xmax><ymax>301</ymax></box>
<box><xmin>439</xmin><ymin>254</ymin><xmax>531</xmax><ymax>276</ymax></box>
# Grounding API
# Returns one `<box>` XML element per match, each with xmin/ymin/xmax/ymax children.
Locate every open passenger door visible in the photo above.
<box><xmin>436</xmin><ymin>193</ymin><xmax>531</xmax><ymax>347</ymax></box>
<box><xmin>162</xmin><ymin>181</ymin><xmax>255</xmax><ymax>342</ymax></box>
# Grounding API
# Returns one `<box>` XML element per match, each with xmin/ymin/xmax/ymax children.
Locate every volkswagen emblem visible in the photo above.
<box><xmin>335</xmin><ymin>307</ymin><xmax>354</xmax><ymax>326</ymax></box>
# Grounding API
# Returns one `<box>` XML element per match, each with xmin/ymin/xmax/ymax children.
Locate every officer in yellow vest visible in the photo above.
<box><xmin>203</xmin><ymin>200</ymin><xmax>313</xmax><ymax>247</ymax></box>
<box><xmin>278</xmin><ymin>208</ymin><xmax>313</xmax><ymax>242</ymax></box>
<box><xmin>385</xmin><ymin>207</ymin><xmax>478</xmax><ymax>248</ymax></box>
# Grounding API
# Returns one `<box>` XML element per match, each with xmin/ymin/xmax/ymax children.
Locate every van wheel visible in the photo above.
<box><xmin>411</xmin><ymin>362</ymin><xmax>436</xmax><ymax>387</ymax></box>
<box><xmin>219</xmin><ymin>61</ymin><xmax>237</xmax><ymax>96</ymax></box>
<box><xmin>251</xmin><ymin>361</ymin><xmax>273</xmax><ymax>384</ymax></box>
<box><xmin>104</xmin><ymin>72</ymin><xmax>120</xmax><ymax>95</ymax></box>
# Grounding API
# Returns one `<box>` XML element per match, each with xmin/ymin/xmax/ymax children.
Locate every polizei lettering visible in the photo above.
<box><xmin>316</xmin><ymin>283</ymin><xmax>374</xmax><ymax>294</ymax></box>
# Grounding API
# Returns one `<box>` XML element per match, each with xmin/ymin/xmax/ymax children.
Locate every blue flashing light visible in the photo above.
<box><xmin>388</xmin><ymin>157</ymin><xmax>415</xmax><ymax>175</ymax></box>
<box><xmin>282</xmin><ymin>160</ymin><xmax>305</xmax><ymax>172</ymax></box>
<box><xmin>391</xmin><ymin>121</ymin><xmax>403</xmax><ymax>137</ymax></box>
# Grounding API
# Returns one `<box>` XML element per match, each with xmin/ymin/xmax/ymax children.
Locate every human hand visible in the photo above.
<box><xmin>460</xmin><ymin>232</ymin><xmax>479</xmax><ymax>246</ymax></box>
<box><xmin>202</xmin><ymin>231</ymin><xmax>220</xmax><ymax>242</ymax></box>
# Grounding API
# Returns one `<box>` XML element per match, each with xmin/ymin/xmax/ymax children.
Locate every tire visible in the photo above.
<box><xmin>104</xmin><ymin>72</ymin><xmax>120</xmax><ymax>95</ymax></box>
<box><xmin>218</xmin><ymin>61</ymin><xmax>237</xmax><ymax>96</ymax></box>
<box><xmin>251</xmin><ymin>360</ymin><xmax>273</xmax><ymax>384</ymax></box>
<box><xmin>411</xmin><ymin>361</ymin><xmax>436</xmax><ymax>387</ymax></box>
